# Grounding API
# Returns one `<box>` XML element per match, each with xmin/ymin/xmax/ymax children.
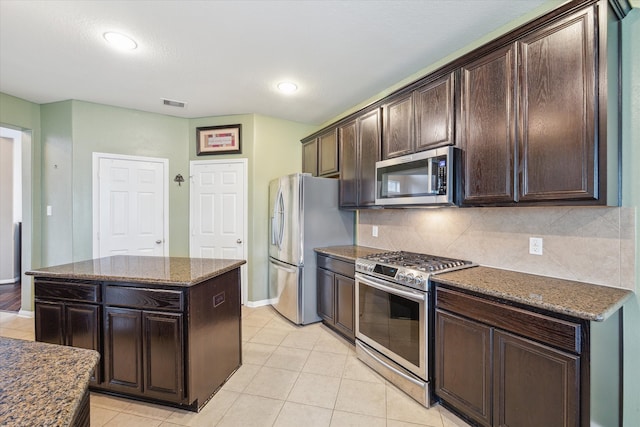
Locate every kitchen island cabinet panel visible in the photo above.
<box><xmin>105</xmin><ymin>307</ymin><xmax>143</xmax><ymax>393</ymax></box>
<box><xmin>29</xmin><ymin>256</ymin><xmax>245</xmax><ymax>412</ymax></box>
<box><xmin>144</xmin><ymin>311</ymin><xmax>184</xmax><ymax>400</ymax></box>
<box><xmin>35</xmin><ymin>301</ymin><xmax>65</xmax><ymax>345</ymax></box>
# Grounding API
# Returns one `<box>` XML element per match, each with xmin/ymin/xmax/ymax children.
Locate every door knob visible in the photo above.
<box><xmin>237</xmin><ymin>239</ymin><xmax>242</xmax><ymax>244</ymax></box>
<box><xmin>155</xmin><ymin>240</ymin><xmax>162</xmax><ymax>244</ymax></box>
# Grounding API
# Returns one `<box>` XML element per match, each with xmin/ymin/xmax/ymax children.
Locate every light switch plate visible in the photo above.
<box><xmin>529</xmin><ymin>237</ymin><xmax>543</xmax><ymax>255</ymax></box>
<box><xmin>372</xmin><ymin>226</ymin><xmax>378</xmax><ymax>237</ymax></box>
<box><xmin>46</xmin><ymin>205</ymin><xmax>52</xmax><ymax>216</ymax></box>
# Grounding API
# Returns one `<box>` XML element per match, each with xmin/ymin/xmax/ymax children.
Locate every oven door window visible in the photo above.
<box><xmin>358</xmin><ymin>283</ymin><xmax>421</xmax><ymax>367</ymax></box>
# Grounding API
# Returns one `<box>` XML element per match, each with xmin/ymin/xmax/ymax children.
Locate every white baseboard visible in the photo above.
<box><xmin>0</xmin><ymin>277</ymin><xmax>19</xmax><ymax>285</ymax></box>
<box><xmin>18</xmin><ymin>309</ymin><xmax>33</xmax><ymax>318</ymax></box>
<box><xmin>244</xmin><ymin>299</ymin><xmax>277</xmax><ymax>308</ymax></box>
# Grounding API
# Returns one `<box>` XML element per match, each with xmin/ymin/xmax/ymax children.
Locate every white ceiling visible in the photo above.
<box><xmin>0</xmin><ymin>0</ymin><xmax>553</xmax><ymax>125</ymax></box>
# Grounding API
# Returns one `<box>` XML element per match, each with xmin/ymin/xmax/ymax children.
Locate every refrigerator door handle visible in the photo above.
<box><xmin>275</xmin><ymin>188</ymin><xmax>285</xmax><ymax>249</ymax></box>
<box><xmin>269</xmin><ymin>258</ymin><xmax>298</xmax><ymax>273</ymax></box>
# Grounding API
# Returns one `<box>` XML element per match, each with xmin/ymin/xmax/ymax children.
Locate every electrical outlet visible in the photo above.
<box><xmin>372</xmin><ymin>226</ymin><xmax>378</xmax><ymax>237</ymax></box>
<box><xmin>529</xmin><ymin>237</ymin><xmax>543</xmax><ymax>255</ymax></box>
<box><xmin>46</xmin><ymin>205</ymin><xmax>52</xmax><ymax>216</ymax></box>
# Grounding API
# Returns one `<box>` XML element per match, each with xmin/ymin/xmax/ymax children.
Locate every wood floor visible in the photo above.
<box><xmin>0</xmin><ymin>281</ymin><xmax>21</xmax><ymax>312</ymax></box>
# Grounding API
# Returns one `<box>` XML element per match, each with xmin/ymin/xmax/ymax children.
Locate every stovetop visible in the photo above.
<box><xmin>355</xmin><ymin>251</ymin><xmax>476</xmax><ymax>291</ymax></box>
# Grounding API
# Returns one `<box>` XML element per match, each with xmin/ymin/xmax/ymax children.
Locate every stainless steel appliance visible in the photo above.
<box><xmin>268</xmin><ymin>173</ymin><xmax>354</xmax><ymax>325</ymax></box>
<box><xmin>355</xmin><ymin>251</ymin><xmax>475</xmax><ymax>406</ymax></box>
<box><xmin>375</xmin><ymin>146</ymin><xmax>458</xmax><ymax>206</ymax></box>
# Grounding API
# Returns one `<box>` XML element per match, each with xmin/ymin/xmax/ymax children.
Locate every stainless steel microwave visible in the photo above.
<box><xmin>375</xmin><ymin>146</ymin><xmax>457</xmax><ymax>206</ymax></box>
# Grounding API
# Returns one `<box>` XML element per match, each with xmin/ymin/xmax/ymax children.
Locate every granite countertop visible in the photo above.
<box><xmin>432</xmin><ymin>266</ymin><xmax>633</xmax><ymax>322</ymax></box>
<box><xmin>27</xmin><ymin>256</ymin><xmax>247</xmax><ymax>287</ymax></box>
<box><xmin>0</xmin><ymin>337</ymin><xmax>99</xmax><ymax>426</ymax></box>
<box><xmin>314</xmin><ymin>245</ymin><xmax>385</xmax><ymax>262</ymax></box>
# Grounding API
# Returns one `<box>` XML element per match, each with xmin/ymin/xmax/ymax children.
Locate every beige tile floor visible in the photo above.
<box><xmin>0</xmin><ymin>306</ymin><xmax>471</xmax><ymax>427</ymax></box>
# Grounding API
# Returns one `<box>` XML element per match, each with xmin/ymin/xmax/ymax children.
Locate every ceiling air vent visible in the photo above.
<box><xmin>162</xmin><ymin>98</ymin><xmax>186</xmax><ymax>108</ymax></box>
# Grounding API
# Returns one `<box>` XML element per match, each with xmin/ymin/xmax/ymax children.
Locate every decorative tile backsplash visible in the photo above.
<box><xmin>357</xmin><ymin>206</ymin><xmax>636</xmax><ymax>291</ymax></box>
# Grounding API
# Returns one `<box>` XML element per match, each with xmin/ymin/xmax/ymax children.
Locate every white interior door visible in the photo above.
<box><xmin>190</xmin><ymin>159</ymin><xmax>247</xmax><ymax>301</ymax></box>
<box><xmin>93</xmin><ymin>153</ymin><xmax>168</xmax><ymax>258</ymax></box>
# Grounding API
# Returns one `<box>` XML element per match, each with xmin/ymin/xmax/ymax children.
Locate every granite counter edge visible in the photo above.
<box><xmin>26</xmin><ymin>260</ymin><xmax>246</xmax><ymax>287</ymax></box>
<box><xmin>432</xmin><ymin>273</ymin><xmax>634</xmax><ymax>322</ymax></box>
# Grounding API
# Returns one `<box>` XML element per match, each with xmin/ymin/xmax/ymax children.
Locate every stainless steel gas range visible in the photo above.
<box><xmin>354</xmin><ymin>251</ymin><xmax>475</xmax><ymax>407</ymax></box>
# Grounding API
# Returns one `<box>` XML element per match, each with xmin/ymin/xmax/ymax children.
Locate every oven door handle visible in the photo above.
<box><xmin>357</xmin><ymin>341</ymin><xmax>425</xmax><ymax>387</ymax></box>
<box><xmin>355</xmin><ymin>273</ymin><xmax>426</xmax><ymax>302</ymax></box>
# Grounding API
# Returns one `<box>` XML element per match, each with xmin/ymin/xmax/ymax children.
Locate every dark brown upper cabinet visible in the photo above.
<box><xmin>338</xmin><ymin>119</ymin><xmax>358</xmax><ymax>208</ymax></box>
<box><xmin>517</xmin><ymin>6</ymin><xmax>596</xmax><ymax>202</ymax></box>
<box><xmin>356</xmin><ymin>108</ymin><xmax>382</xmax><ymax>207</ymax></box>
<box><xmin>415</xmin><ymin>72</ymin><xmax>456</xmax><ymax>152</ymax></box>
<box><xmin>302</xmin><ymin>0</ymin><xmax>618</xmax><ymax>208</ymax></box>
<box><xmin>460</xmin><ymin>44</ymin><xmax>517</xmax><ymax>205</ymax></box>
<box><xmin>462</xmin><ymin>3</ymin><xmax>605</xmax><ymax>206</ymax></box>
<box><xmin>318</xmin><ymin>129</ymin><xmax>339</xmax><ymax>177</ymax></box>
<box><xmin>382</xmin><ymin>73</ymin><xmax>455</xmax><ymax>160</ymax></box>
<box><xmin>302</xmin><ymin>138</ymin><xmax>318</xmax><ymax>176</ymax></box>
<box><xmin>302</xmin><ymin>129</ymin><xmax>339</xmax><ymax>177</ymax></box>
<box><xmin>338</xmin><ymin>108</ymin><xmax>381</xmax><ymax>208</ymax></box>
<box><xmin>383</xmin><ymin>92</ymin><xmax>414</xmax><ymax>159</ymax></box>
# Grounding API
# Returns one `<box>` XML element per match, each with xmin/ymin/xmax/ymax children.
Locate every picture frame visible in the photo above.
<box><xmin>196</xmin><ymin>124</ymin><xmax>242</xmax><ymax>155</ymax></box>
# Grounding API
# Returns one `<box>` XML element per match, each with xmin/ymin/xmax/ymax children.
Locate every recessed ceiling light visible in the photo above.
<box><xmin>103</xmin><ymin>32</ymin><xmax>138</xmax><ymax>50</ymax></box>
<box><xmin>277</xmin><ymin>81</ymin><xmax>298</xmax><ymax>94</ymax></box>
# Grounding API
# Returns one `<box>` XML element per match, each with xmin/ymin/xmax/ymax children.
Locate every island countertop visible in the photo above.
<box><xmin>0</xmin><ymin>337</ymin><xmax>99</xmax><ymax>426</ymax></box>
<box><xmin>26</xmin><ymin>255</ymin><xmax>246</xmax><ymax>287</ymax></box>
<box><xmin>432</xmin><ymin>266</ymin><xmax>634</xmax><ymax>322</ymax></box>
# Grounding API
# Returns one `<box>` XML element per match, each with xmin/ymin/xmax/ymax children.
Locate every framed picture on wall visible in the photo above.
<box><xmin>196</xmin><ymin>124</ymin><xmax>242</xmax><ymax>155</ymax></box>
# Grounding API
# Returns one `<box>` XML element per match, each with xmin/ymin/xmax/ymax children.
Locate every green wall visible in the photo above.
<box><xmin>40</xmin><ymin>101</ymin><xmax>73</xmax><ymax>266</ymax></box>
<box><xmin>0</xmin><ymin>92</ymin><xmax>42</xmax><ymax>311</ymax></box>
<box><xmin>188</xmin><ymin>114</ymin><xmax>315</xmax><ymax>301</ymax></box>
<box><xmin>70</xmin><ymin>101</ymin><xmax>189</xmax><ymax>260</ymax></box>
<box><xmin>0</xmin><ymin>93</ymin><xmax>314</xmax><ymax>307</ymax></box>
<box><xmin>621</xmin><ymin>8</ymin><xmax>640</xmax><ymax>427</ymax></box>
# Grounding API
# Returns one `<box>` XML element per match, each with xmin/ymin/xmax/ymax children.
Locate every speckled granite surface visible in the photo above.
<box><xmin>27</xmin><ymin>256</ymin><xmax>246</xmax><ymax>286</ymax></box>
<box><xmin>0</xmin><ymin>337</ymin><xmax>99</xmax><ymax>426</ymax></box>
<box><xmin>314</xmin><ymin>245</ymin><xmax>384</xmax><ymax>262</ymax></box>
<box><xmin>432</xmin><ymin>266</ymin><xmax>633</xmax><ymax>321</ymax></box>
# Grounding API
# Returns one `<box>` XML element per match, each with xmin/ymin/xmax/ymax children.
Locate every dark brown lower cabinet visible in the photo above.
<box><xmin>493</xmin><ymin>330</ymin><xmax>579</xmax><ymax>427</ymax></box>
<box><xmin>436</xmin><ymin>310</ymin><xmax>492</xmax><ymax>427</ymax></box>
<box><xmin>33</xmin><ymin>268</ymin><xmax>242</xmax><ymax>411</ymax></box>
<box><xmin>35</xmin><ymin>281</ymin><xmax>102</xmax><ymax>385</ymax></box>
<box><xmin>434</xmin><ymin>286</ymin><xmax>584</xmax><ymax>427</ymax></box>
<box><xmin>105</xmin><ymin>307</ymin><xmax>184</xmax><ymax>402</ymax></box>
<box><xmin>316</xmin><ymin>254</ymin><xmax>356</xmax><ymax>341</ymax></box>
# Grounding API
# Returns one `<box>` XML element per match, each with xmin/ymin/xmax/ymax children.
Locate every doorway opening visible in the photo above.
<box><xmin>0</xmin><ymin>127</ymin><xmax>23</xmax><ymax>312</ymax></box>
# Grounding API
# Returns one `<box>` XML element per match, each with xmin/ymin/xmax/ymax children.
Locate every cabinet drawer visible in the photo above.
<box><xmin>35</xmin><ymin>279</ymin><xmax>100</xmax><ymax>303</ymax></box>
<box><xmin>105</xmin><ymin>286</ymin><xmax>184</xmax><ymax>311</ymax></box>
<box><xmin>435</xmin><ymin>287</ymin><xmax>582</xmax><ymax>354</ymax></box>
<box><xmin>317</xmin><ymin>255</ymin><xmax>355</xmax><ymax>277</ymax></box>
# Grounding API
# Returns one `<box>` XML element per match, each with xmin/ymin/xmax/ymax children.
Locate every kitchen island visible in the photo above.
<box><xmin>0</xmin><ymin>337</ymin><xmax>99</xmax><ymax>426</ymax></box>
<box><xmin>27</xmin><ymin>255</ymin><xmax>246</xmax><ymax>412</ymax></box>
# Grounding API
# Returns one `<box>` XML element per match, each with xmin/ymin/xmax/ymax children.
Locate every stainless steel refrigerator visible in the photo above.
<box><xmin>268</xmin><ymin>173</ymin><xmax>354</xmax><ymax>325</ymax></box>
